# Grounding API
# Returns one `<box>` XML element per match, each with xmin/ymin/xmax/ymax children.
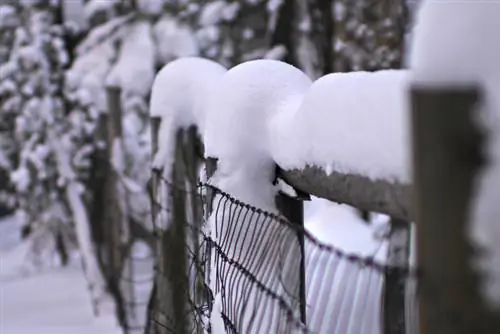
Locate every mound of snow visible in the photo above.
<box><xmin>270</xmin><ymin>69</ymin><xmax>411</xmax><ymax>183</ymax></box>
<box><xmin>150</xmin><ymin>57</ymin><xmax>227</xmax><ymax>179</ymax></box>
<box><xmin>204</xmin><ymin>59</ymin><xmax>312</xmax><ymax>206</ymax></box>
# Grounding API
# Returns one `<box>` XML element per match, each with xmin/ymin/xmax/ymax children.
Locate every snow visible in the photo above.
<box><xmin>305</xmin><ymin>198</ymin><xmax>388</xmax><ymax>260</ymax></box>
<box><xmin>67</xmin><ymin>35</ymin><xmax>118</xmax><ymax>112</ymax></box>
<box><xmin>119</xmin><ymin>241</ymin><xmax>155</xmax><ymax>332</ymax></box>
<box><xmin>136</xmin><ymin>0</ymin><xmax>165</xmax><ymax>15</ymax></box>
<box><xmin>198</xmin><ymin>59</ymin><xmax>389</xmax><ymax>332</ymax></box>
<box><xmin>263</xmin><ymin>45</ymin><xmax>287</xmax><ymax>60</ymax></box>
<box><xmin>9</xmin><ymin>166</ymin><xmax>30</xmax><ymax>192</ymax></box>
<box><xmin>150</xmin><ymin>57</ymin><xmax>227</xmax><ymax>179</ymax></box>
<box><xmin>106</xmin><ymin>21</ymin><xmax>155</xmax><ymax>97</ymax></box>
<box><xmin>269</xmin><ymin>69</ymin><xmax>411</xmax><ymax>183</ymax></box>
<box><xmin>62</xmin><ymin>0</ymin><xmax>87</xmax><ymax>30</ymax></box>
<box><xmin>199</xmin><ymin>1</ymin><xmax>226</xmax><ymax>26</ymax></box>
<box><xmin>221</xmin><ymin>2</ymin><xmax>240</xmax><ymax>21</ymax></box>
<box><xmin>267</xmin><ymin>0</ymin><xmax>283</xmax><ymax>13</ymax></box>
<box><xmin>304</xmin><ymin>198</ymin><xmax>388</xmax><ymax>334</ymax></box>
<box><xmin>145</xmin><ymin>57</ymin><xmax>401</xmax><ymax>332</ymax></box>
<box><xmin>153</xmin><ymin>15</ymin><xmax>199</xmax><ymax>65</ymax></box>
<box><xmin>58</xmin><ymin>148</ymin><xmax>109</xmax><ymax>314</ymax></box>
<box><xmin>0</xmin><ymin>4</ymin><xmax>18</xmax><ymax>29</ymax></box>
<box><xmin>201</xmin><ymin>60</ymin><xmax>310</xmax><ymax>331</ymax></box>
<box><xmin>84</xmin><ymin>0</ymin><xmax>118</xmax><ymax>22</ymax></box>
<box><xmin>204</xmin><ymin>60</ymin><xmax>312</xmax><ymax>206</ymax></box>
<box><xmin>75</xmin><ymin>15</ymin><xmax>131</xmax><ymax>57</ymax></box>
<box><xmin>409</xmin><ymin>0</ymin><xmax>500</xmax><ymax>308</ymax></box>
<box><xmin>210</xmin><ymin>293</ymin><xmax>227</xmax><ymax>334</ymax></box>
<box><xmin>0</xmin><ymin>215</ymin><xmax>121</xmax><ymax>334</ymax></box>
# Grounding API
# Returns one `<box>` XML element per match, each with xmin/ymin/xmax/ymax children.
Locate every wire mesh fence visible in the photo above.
<box><xmin>102</xmin><ymin>127</ymin><xmax>418</xmax><ymax>334</ymax></box>
<box><xmin>145</xmin><ymin>175</ymin><xmax>418</xmax><ymax>334</ymax></box>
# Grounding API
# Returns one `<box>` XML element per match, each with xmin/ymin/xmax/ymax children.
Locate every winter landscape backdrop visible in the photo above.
<box><xmin>1</xmin><ymin>0</ymin><xmax>499</xmax><ymax>334</ymax></box>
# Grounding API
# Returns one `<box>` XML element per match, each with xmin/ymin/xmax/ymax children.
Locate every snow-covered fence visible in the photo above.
<box><xmin>140</xmin><ymin>57</ymin><xmax>421</xmax><ymax>334</ymax></box>
<box><xmin>147</xmin><ymin>126</ymin><xmax>206</xmax><ymax>334</ymax></box>
<box><xmin>148</xmin><ymin>177</ymin><xmax>417</xmax><ymax>334</ymax></box>
<box><xmin>85</xmin><ymin>86</ymin><xmax>156</xmax><ymax>333</ymax></box>
<box><xmin>145</xmin><ymin>123</ymin><xmax>418</xmax><ymax>334</ymax></box>
<box><xmin>203</xmin><ymin>181</ymin><xmax>416</xmax><ymax>334</ymax></box>
<box><xmin>280</xmin><ymin>167</ymin><xmax>412</xmax><ymax>221</ymax></box>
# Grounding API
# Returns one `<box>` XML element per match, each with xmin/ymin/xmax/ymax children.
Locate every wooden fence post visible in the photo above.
<box><xmin>150</xmin><ymin>116</ymin><xmax>161</xmax><ymax>222</ymax></box>
<box><xmin>204</xmin><ymin>157</ymin><xmax>218</xmax><ymax>220</ymax></box>
<box><xmin>104</xmin><ymin>86</ymin><xmax>128</xmax><ymax>330</ymax></box>
<box><xmin>164</xmin><ymin>128</ymin><xmax>192</xmax><ymax>334</ymax></box>
<box><xmin>411</xmin><ymin>86</ymin><xmax>500</xmax><ymax>333</ymax></box>
<box><xmin>275</xmin><ymin>177</ymin><xmax>308</xmax><ymax>324</ymax></box>
<box><xmin>148</xmin><ymin>124</ymin><xmax>201</xmax><ymax>334</ymax></box>
<box><xmin>146</xmin><ymin>116</ymin><xmax>161</xmax><ymax>334</ymax></box>
<box><xmin>384</xmin><ymin>218</ymin><xmax>411</xmax><ymax>334</ymax></box>
<box><xmin>90</xmin><ymin>113</ymin><xmax>109</xmax><ymax>275</ymax></box>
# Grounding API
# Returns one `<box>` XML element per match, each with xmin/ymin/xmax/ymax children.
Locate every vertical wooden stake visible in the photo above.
<box><xmin>167</xmin><ymin>128</ymin><xmax>192</xmax><ymax>334</ymax></box>
<box><xmin>411</xmin><ymin>86</ymin><xmax>500</xmax><ymax>333</ymax></box>
<box><xmin>275</xmin><ymin>191</ymin><xmax>307</xmax><ymax>324</ymax></box>
<box><xmin>104</xmin><ymin>86</ymin><xmax>127</xmax><ymax>330</ymax></box>
<box><xmin>150</xmin><ymin>116</ymin><xmax>161</xmax><ymax>227</ymax></box>
<box><xmin>384</xmin><ymin>218</ymin><xmax>411</xmax><ymax>334</ymax></box>
<box><xmin>90</xmin><ymin>113</ymin><xmax>109</xmax><ymax>275</ymax></box>
<box><xmin>146</xmin><ymin>116</ymin><xmax>162</xmax><ymax>334</ymax></box>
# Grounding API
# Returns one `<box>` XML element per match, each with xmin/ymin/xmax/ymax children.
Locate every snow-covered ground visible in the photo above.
<box><xmin>0</xmin><ymin>215</ymin><xmax>121</xmax><ymax>334</ymax></box>
<box><xmin>1</xmin><ymin>198</ymin><xmax>387</xmax><ymax>334</ymax></box>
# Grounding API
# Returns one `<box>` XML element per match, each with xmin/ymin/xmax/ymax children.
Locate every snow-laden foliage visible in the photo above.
<box><xmin>333</xmin><ymin>0</ymin><xmax>409</xmax><ymax>71</ymax></box>
<box><xmin>1</xmin><ymin>4</ymin><xmax>71</xmax><ymax>238</ymax></box>
<box><xmin>0</xmin><ymin>2</ymin><xmax>110</xmax><ymax>303</ymax></box>
<box><xmin>0</xmin><ymin>3</ymin><xmax>21</xmax><ymax>211</ymax></box>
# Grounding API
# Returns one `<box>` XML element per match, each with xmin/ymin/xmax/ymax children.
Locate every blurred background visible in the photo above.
<box><xmin>0</xmin><ymin>0</ymin><xmax>415</xmax><ymax>333</ymax></box>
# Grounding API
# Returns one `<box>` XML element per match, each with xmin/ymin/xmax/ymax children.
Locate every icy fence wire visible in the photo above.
<box><xmin>146</xmin><ymin>177</ymin><xmax>418</xmax><ymax>334</ymax></box>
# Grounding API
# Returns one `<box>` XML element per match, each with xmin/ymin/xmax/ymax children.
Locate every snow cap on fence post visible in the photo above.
<box><xmin>149</xmin><ymin>57</ymin><xmax>227</xmax><ymax>179</ymax></box>
<box><xmin>203</xmin><ymin>59</ymin><xmax>312</xmax><ymax>207</ymax></box>
<box><xmin>267</xmin><ymin>68</ymin><xmax>413</xmax><ymax>220</ymax></box>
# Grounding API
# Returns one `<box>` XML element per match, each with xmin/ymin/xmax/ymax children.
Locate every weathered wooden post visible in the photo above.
<box><xmin>275</xmin><ymin>167</ymin><xmax>310</xmax><ymax>325</ymax></box>
<box><xmin>104</xmin><ymin>85</ymin><xmax>128</xmax><ymax>329</ymax></box>
<box><xmin>90</xmin><ymin>113</ymin><xmax>109</xmax><ymax>275</ymax></box>
<box><xmin>164</xmin><ymin>128</ymin><xmax>193</xmax><ymax>334</ymax></box>
<box><xmin>384</xmin><ymin>218</ymin><xmax>411</xmax><ymax>334</ymax></box>
<box><xmin>275</xmin><ymin>192</ymin><xmax>308</xmax><ymax>324</ymax></box>
<box><xmin>204</xmin><ymin>157</ymin><xmax>218</xmax><ymax>220</ymax></box>
<box><xmin>150</xmin><ymin>116</ymin><xmax>161</xmax><ymax>224</ymax></box>
<box><xmin>147</xmin><ymin>123</ymin><xmax>198</xmax><ymax>334</ymax></box>
<box><xmin>411</xmin><ymin>86</ymin><xmax>500</xmax><ymax>333</ymax></box>
<box><xmin>145</xmin><ymin>116</ymin><xmax>161</xmax><ymax>334</ymax></box>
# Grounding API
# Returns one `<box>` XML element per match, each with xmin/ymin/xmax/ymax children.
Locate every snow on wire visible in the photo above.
<box><xmin>146</xmin><ymin>176</ymin><xmax>418</xmax><ymax>334</ymax></box>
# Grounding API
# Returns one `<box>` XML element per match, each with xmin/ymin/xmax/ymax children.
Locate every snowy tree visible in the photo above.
<box><xmin>270</xmin><ymin>0</ymin><xmax>409</xmax><ymax>78</ymax></box>
<box><xmin>333</xmin><ymin>0</ymin><xmax>409</xmax><ymax>72</ymax></box>
<box><xmin>0</xmin><ymin>1</ymin><xmax>109</xmax><ymax>312</ymax></box>
<box><xmin>0</xmin><ymin>2</ymin><xmax>21</xmax><ymax>215</ymax></box>
<box><xmin>3</xmin><ymin>0</ymin><xmax>70</xmax><ymax>260</ymax></box>
<box><xmin>68</xmin><ymin>0</ymin><xmax>160</xmax><ymax>228</ymax></box>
